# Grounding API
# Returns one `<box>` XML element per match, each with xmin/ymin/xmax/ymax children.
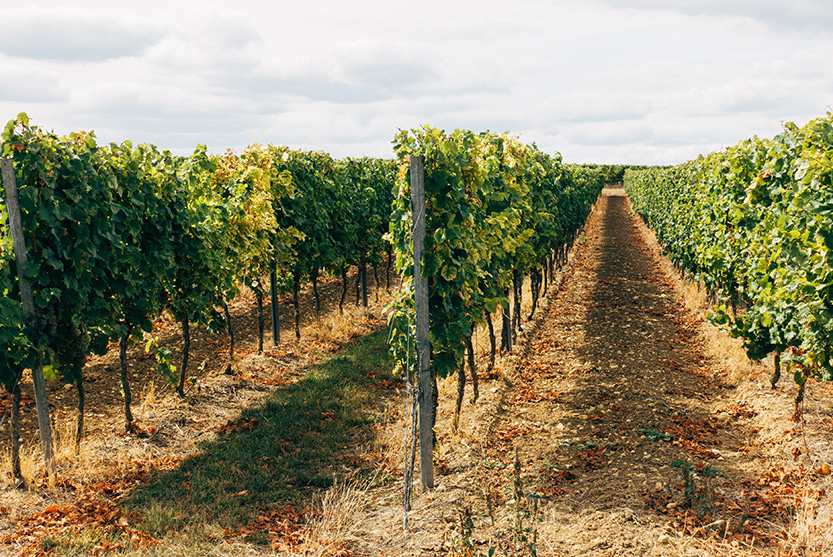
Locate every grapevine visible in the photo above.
<box><xmin>626</xmin><ymin>112</ymin><xmax>833</xmax><ymax>392</ymax></box>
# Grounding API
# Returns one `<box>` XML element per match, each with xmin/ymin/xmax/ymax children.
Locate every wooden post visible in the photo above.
<box><xmin>410</xmin><ymin>155</ymin><xmax>433</xmax><ymax>489</ymax></box>
<box><xmin>270</xmin><ymin>260</ymin><xmax>280</xmax><ymax>346</ymax></box>
<box><xmin>360</xmin><ymin>249</ymin><xmax>368</xmax><ymax>308</ymax></box>
<box><xmin>502</xmin><ymin>287</ymin><xmax>512</xmax><ymax>353</ymax></box>
<box><xmin>1</xmin><ymin>158</ymin><xmax>57</xmax><ymax>482</ymax></box>
<box><xmin>361</xmin><ymin>262</ymin><xmax>368</xmax><ymax>308</ymax></box>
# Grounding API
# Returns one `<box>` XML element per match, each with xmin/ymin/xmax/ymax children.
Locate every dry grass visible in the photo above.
<box><xmin>52</xmin><ymin>414</ymin><xmax>80</xmax><ymax>462</ymax></box>
<box><xmin>0</xmin><ymin>412</ymin><xmax>163</xmax><ymax>492</ymax></box>
<box><xmin>1</xmin><ymin>412</ymin><xmax>84</xmax><ymax>488</ymax></box>
<box><xmin>131</xmin><ymin>535</ymin><xmax>268</xmax><ymax>557</ymax></box>
<box><xmin>303</xmin><ymin>303</ymin><xmax>380</xmax><ymax>347</ymax></box>
<box><xmin>0</xmin><ymin>441</ymin><xmax>38</xmax><ymax>488</ymax></box>
<box><xmin>786</xmin><ymin>484</ymin><xmax>833</xmax><ymax>557</ymax></box>
<box><xmin>301</xmin><ymin>479</ymin><xmax>373</xmax><ymax>557</ymax></box>
<box><xmin>629</xmin><ymin>193</ymin><xmax>833</xmax><ymax>557</ymax></box>
<box><xmin>679</xmin><ymin>277</ymin><xmax>766</xmax><ymax>387</ymax></box>
<box><xmin>369</xmin><ymin>397</ymin><xmax>410</xmax><ymax>478</ymax></box>
<box><xmin>135</xmin><ymin>381</ymin><xmax>161</xmax><ymax>418</ymax></box>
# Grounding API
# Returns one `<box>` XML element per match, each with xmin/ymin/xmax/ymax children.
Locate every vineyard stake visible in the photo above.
<box><xmin>502</xmin><ymin>287</ymin><xmax>512</xmax><ymax>352</ymax></box>
<box><xmin>270</xmin><ymin>260</ymin><xmax>279</xmax><ymax>346</ymax></box>
<box><xmin>361</xmin><ymin>252</ymin><xmax>369</xmax><ymax>308</ymax></box>
<box><xmin>1</xmin><ymin>158</ymin><xmax>57</xmax><ymax>483</ymax></box>
<box><xmin>410</xmin><ymin>155</ymin><xmax>434</xmax><ymax>489</ymax></box>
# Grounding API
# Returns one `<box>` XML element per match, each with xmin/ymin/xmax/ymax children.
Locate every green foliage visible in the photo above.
<box><xmin>574</xmin><ymin>163</ymin><xmax>648</xmax><ymax>185</ymax></box>
<box><xmin>2</xmin><ymin>116</ymin><xmax>120</xmax><ymax>386</ymax></box>
<box><xmin>669</xmin><ymin>459</ymin><xmax>724</xmax><ymax>521</ymax></box>
<box><xmin>162</xmin><ymin>146</ymin><xmax>227</xmax><ymax>332</ymax></box>
<box><xmin>625</xmin><ymin>112</ymin><xmax>833</xmax><ymax>382</ymax></box>
<box><xmin>638</xmin><ymin>421</ymin><xmax>671</xmax><ymax>442</ymax></box>
<box><xmin>0</xmin><ymin>219</ymin><xmax>33</xmax><ymax>393</ymax></box>
<box><xmin>336</xmin><ymin>156</ymin><xmax>397</xmax><ymax>271</ymax></box>
<box><xmin>269</xmin><ymin>146</ymin><xmax>340</xmax><ymax>287</ymax></box>
<box><xmin>201</xmin><ymin>145</ymin><xmax>301</xmax><ymax>299</ymax></box>
<box><xmin>100</xmin><ymin>141</ymin><xmax>183</xmax><ymax>346</ymax></box>
<box><xmin>145</xmin><ymin>337</ymin><xmax>177</xmax><ymax>389</ymax></box>
<box><xmin>388</xmin><ymin>127</ymin><xmax>603</xmax><ymax>379</ymax></box>
<box><xmin>0</xmin><ymin>114</ymin><xmax>394</xmax><ymax>403</ymax></box>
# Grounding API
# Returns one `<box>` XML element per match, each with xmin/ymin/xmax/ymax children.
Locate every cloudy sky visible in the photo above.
<box><xmin>1</xmin><ymin>0</ymin><xmax>831</xmax><ymax>164</ymax></box>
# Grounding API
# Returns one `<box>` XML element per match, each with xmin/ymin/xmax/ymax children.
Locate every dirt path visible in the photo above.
<box><xmin>486</xmin><ymin>188</ymin><xmax>745</xmax><ymax>555</ymax></box>
<box><xmin>356</xmin><ymin>188</ymin><xmax>833</xmax><ymax>557</ymax></box>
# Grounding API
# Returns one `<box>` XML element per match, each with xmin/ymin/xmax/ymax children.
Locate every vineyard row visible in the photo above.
<box><xmin>0</xmin><ymin>114</ymin><xmax>609</xmax><ymax>483</ymax></box>
<box><xmin>387</xmin><ymin>126</ymin><xmax>605</xmax><ymax>479</ymax></box>
<box><xmin>625</xmin><ymin>111</ymin><xmax>833</xmax><ymax>397</ymax></box>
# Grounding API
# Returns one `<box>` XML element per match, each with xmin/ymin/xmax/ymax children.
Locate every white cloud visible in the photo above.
<box><xmin>0</xmin><ymin>6</ymin><xmax>162</xmax><ymax>61</ymax></box>
<box><xmin>0</xmin><ymin>0</ymin><xmax>831</xmax><ymax>164</ymax></box>
<box><xmin>595</xmin><ymin>0</ymin><xmax>833</xmax><ymax>33</ymax></box>
<box><xmin>0</xmin><ymin>59</ymin><xmax>67</xmax><ymax>102</ymax></box>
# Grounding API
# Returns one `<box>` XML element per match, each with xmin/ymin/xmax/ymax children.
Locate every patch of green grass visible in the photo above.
<box><xmin>136</xmin><ymin>501</ymin><xmax>190</xmax><ymax>538</ymax></box>
<box><xmin>558</xmin><ymin>439</ymin><xmax>610</xmax><ymax>451</ymax></box>
<box><xmin>483</xmin><ymin>456</ymin><xmax>507</xmax><ymax>470</ymax></box>
<box><xmin>669</xmin><ymin>459</ymin><xmax>725</xmax><ymax>522</ymax></box>
<box><xmin>645</xmin><ymin>397</ymin><xmax>669</xmax><ymax>408</ymax></box>
<box><xmin>126</xmin><ymin>329</ymin><xmax>395</xmax><ymax>536</ymax></box>
<box><xmin>639</xmin><ymin>421</ymin><xmax>671</xmax><ymax>442</ymax></box>
<box><xmin>38</xmin><ymin>529</ymin><xmax>128</xmax><ymax>556</ymax></box>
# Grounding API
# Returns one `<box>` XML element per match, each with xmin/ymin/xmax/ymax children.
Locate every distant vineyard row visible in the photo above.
<box><xmin>388</xmin><ymin>127</ymin><xmax>606</xmax><ymax>435</ymax></box>
<box><xmin>0</xmin><ymin>113</ymin><xmax>396</xmax><ymax>461</ymax></box>
<box><xmin>625</xmin><ymin>112</ymin><xmax>833</xmax><ymax>392</ymax></box>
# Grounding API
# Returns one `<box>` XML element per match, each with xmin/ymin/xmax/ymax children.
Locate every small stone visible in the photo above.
<box><xmin>657</xmin><ymin>534</ymin><xmax>670</xmax><ymax>544</ymax></box>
